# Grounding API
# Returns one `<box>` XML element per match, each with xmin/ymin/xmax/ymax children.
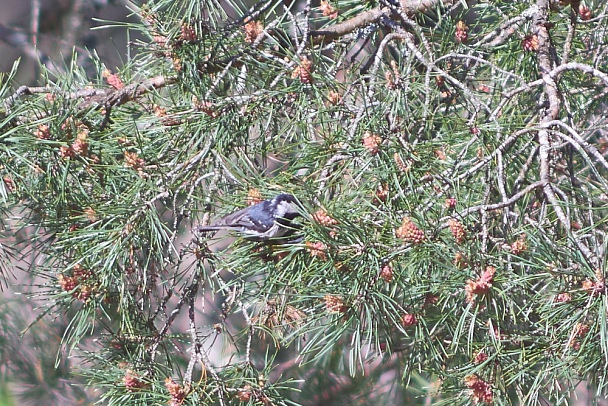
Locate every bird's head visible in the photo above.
<box><xmin>271</xmin><ymin>193</ymin><xmax>302</xmax><ymax>221</ymax></box>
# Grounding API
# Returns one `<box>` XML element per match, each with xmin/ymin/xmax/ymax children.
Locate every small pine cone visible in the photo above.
<box><xmin>102</xmin><ymin>69</ymin><xmax>124</xmax><ymax>90</ymax></box>
<box><xmin>123</xmin><ymin>371</ymin><xmax>146</xmax><ymax>391</ymax></box>
<box><xmin>396</xmin><ymin>217</ymin><xmax>425</xmax><ymax>243</ymax></box>
<box><xmin>394</xmin><ymin>152</ymin><xmax>410</xmax><ymax>172</ymax></box>
<box><xmin>165</xmin><ymin>377</ymin><xmax>187</xmax><ymax>405</ymax></box>
<box><xmin>453</xmin><ymin>251</ymin><xmax>468</xmax><ymax>268</ymax></box>
<box><xmin>578</xmin><ymin>5</ymin><xmax>592</xmax><ymax>20</ymax></box>
<box><xmin>76</xmin><ymin>284</ymin><xmax>93</xmax><ymax>301</ymax></box>
<box><xmin>72</xmin><ymin>263</ymin><xmax>92</xmax><ymax>281</ymax></box>
<box><xmin>379</xmin><ymin>264</ymin><xmax>393</xmax><ymax>283</ymax></box>
<box><xmin>435</xmin><ymin>75</ymin><xmax>445</xmax><ymax>88</ymax></box>
<box><xmin>58</xmin><ymin>274</ymin><xmax>77</xmax><ymax>292</ymax></box>
<box><xmin>455</xmin><ymin>20</ymin><xmax>468</xmax><ymax>43</ymax></box>
<box><xmin>522</xmin><ymin>34</ymin><xmax>539</xmax><ymax>52</ymax></box>
<box><xmin>153</xmin><ymin>34</ymin><xmax>168</xmax><ymax>48</ymax></box>
<box><xmin>373</xmin><ymin>183</ymin><xmax>389</xmax><ymax>203</ymax></box>
<box><xmin>324</xmin><ymin>294</ymin><xmax>347</xmax><ymax>313</ymax></box>
<box><xmin>320</xmin><ymin>0</ymin><xmax>338</xmax><ymax>19</ymax></box>
<box><xmin>294</xmin><ymin>56</ymin><xmax>313</xmax><ymax>84</ymax></box>
<box><xmin>35</xmin><ymin>124</ymin><xmax>51</xmax><ymax>139</ymax></box>
<box><xmin>362</xmin><ymin>131</ymin><xmax>382</xmax><ymax>154</ymax></box>
<box><xmin>464</xmin><ymin>374</ymin><xmax>493</xmax><ymax>405</ymax></box>
<box><xmin>445</xmin><ymin>197</ymin><xmax>457</xmax><ymax>209</ymax></box>
<box><xmin>582</xmin><ymin>271</ymin><xmax>605</xmax><ymax>296</ymax></box>
<box><xmin>243</xmin><ymin>19</ymin><xmax>263</xmax><ymax>43</ymax></box>
<box><xmin>180</xmin><ymin>23</ymin><xmax>197</xmax><ymax>42</ymax></box>
<box><xmin>3</xmin><ymin>176</ymin><xmax>15</xmax><ymax>193</ymax></box>
<box><xmin>235</xmin><ymin>385</ymin><xmax>253</xmax><ymax>401</ymax></box>
<box><xmin>72</xmin><ymin>136</ymin><xmax>89</xmax><ymax>156</ymax></box>
<box><xmin>313</xmin><ymin>209</ymin><xmax>338</xmax><ymax>226</ymax></box>
<box><xmin>465</xmin><ymin>266</ymin><xmax>496</xmax><ymax>303</ymax></box>
<box><xmin>84</xmin><ymin>207</ymin><xmax>97</xmax><ymax>223</ymax></box>
<box><xmin>434</xmin><ymin>148</ymin><xmax>446</xmax><ymax>160</ymax></box>
<box><xmin>554</xmin><ymin>292</ymin><xmax>572</xmax><ymax>303</ymax></box>
<box><xmin>59</xmin><ymin>145</ymin><xmax>75</xmax><ymax>159</ymax></box>
<box><xmin>385</xmin><ymin>70</ymin><xmax>396</xmax><ymax>90</ymax></box>
<box><xmin>327</xmin><ymin>90</ymin><xmax>341</xmax><ymax>105</ymax></box>
<box><xmin>172</xmin><ymin>57</ymin><xmax>182</xmax><ymax>71</ymax></box>
<box><xmin>124</xmin><ymin>151</ymin><xmax>145</xmax><ymax>172</ymax></box>
<box><xmin>306</xmin><ymin>241</ymin><xmax>328</xmax><ymax>261</ymax></box>
<box><xmin>473</xmin><ymin>350</ymin><xmax>488</xmax><ymax>364</ymax></box>
<box><xmin>511</xmin><ymin>235</ymin><xmax>527</xmax><ymax>254</ymax></box>
<box><xmin>401</xmin><ymin>313</ymin><xmax>417</xmax><ymax>327</ymax></box>
<box><xmin>573</xmin><ymin>322</ymin><xmax>590</xmax><ymax>338</ymax></box>
<box><xmin>448</xmin><ymin>219</ymin><xmax>466</xmax><ymax>244</ymax></box>
<box><xmin>247</xmin><ymin>188</ymin><xmax>264</xmax><ymax>206</ymax></box>
<box><xmin>153</xmin><ymin>105</ymin><xmax>167</xmax><ymax>117</ymax></box>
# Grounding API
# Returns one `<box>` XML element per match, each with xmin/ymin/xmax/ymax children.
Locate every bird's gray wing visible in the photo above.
<box><xmin>197</xmin><ymin>207</ymin><xmax>258</xmax><ymax>231</ymax></box>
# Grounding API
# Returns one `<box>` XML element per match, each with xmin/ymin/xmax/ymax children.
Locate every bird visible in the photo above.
<box><xmin>196</xmin><ymin>193</ymin><xmax>302</xmax><ymax>241</ymax></box>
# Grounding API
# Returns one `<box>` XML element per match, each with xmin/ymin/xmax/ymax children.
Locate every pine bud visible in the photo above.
<box><xmin>455</xmin><ymin>20</ymin><xmax>468</xmax><ymax>43</ymax></box>
<box><xmin>180</xmin><ymin>23</ymin><xmax>197</xmax><ymax>42</ymax></box>
<box><xmin>522</xmin><ymin>34</ymin><xmax>539</xmax><ymax>52</ymax></box>
<box><xmin>373</xmin><ymin>183</ymin><xmax>389</xmax><ymax>203</ymax></box>
<box><xmin>324</xmin><ymin>294</ymin><xmax>347</xmax><ymax>313</ymax></box>
<box><xmin>320</xmin><ymin>0</ymin><xmax>338</xmax><ymax>19</ymax></box>
<box><xmin>401</xmin><ymin>313</ymin><xmax>417</xmax><ymax>327</ymax></box>
<box><xmin>3</xmin><ymin>176</ymin><xmax>15</xmax><ymax>193</ymax></box>
<box><xmin>292</xmin><ymin>56</ymin><xmax>313</xmax><ymax>84</ymax></box>
<box><xmin>102</xmin><ymin>69</ymin><xmax>124</xmax><ymax>90</ymax></box>
<box><xmin>247</xmin><ymin>188</ymin><xmax>264</xmax><ymax>206</ymax></box>
<box><xmin>165</xmin><ymin>377</ymin><xmax>187</xmax><ymax>406</ymax></box>
<box><xmin>306</xmin><ymin>241</ymin><xmax>328</xmax><ymax>261</ymax></box>
<box><xmin>379</xmin><ymin>264</ymin><xmax>394</xmax><ymax>283</ymax></box>
<box><xmin>124</xmin><ymin>151</ymin><xmax>145</xmax><ymax>172</ymax></box>
<box><xmin>35</xmin><ymin>124</ymin><xmax>51</xmax><ymax>140</ymax></box>
<box><xmin>327</xmin><ymin>90</ymin><xmax>342</xmax><ymax>105</ymax></box>
<box><xmin>465</xmin><ymin>266</ymin><xmax>496</xmax><ymax>303</ymax></box>
<box><xmin>243</xmin><ymin>19</ymin><xmax>263</xmax><ymax>44</ymax></box>
<box><xmin>394</xmin><ymin>152</ymin><xmax>410</xmax><ymax>172</ymax></box>
<box><xmin>473</xmin><ymin>350</ymin><xmax>488</xmax><ymax>364</ymax></box>
<box><xmin>59</xmin><ymin>145</ymin><xmax>75</xmax><ymax>159</ymax></box>
<box><xmin>578</xmin><ymin>5</ymin><xmax>592</xmax><ymax>20</ymax></box>
<box><xmin>313</xmin><ymin>209</ymin><xmax>338</xmax><ymax>226</ymax></box>
<box><xmin>123</xmin><ymin>371</ymin><xmax>146</xmax><ymax>391</ymax></box>
<box><xmin>510</xmin><ymin>234</ymin><xmax>527</xmax><ymax>254</ymax></box>
<box><xmin>464</xmin><ymin>374</ymin><xmax>493</xmax><ymax>404</ymax></box>
<box><xmin>362</xmin><ymin>131</ymin><xmax>382</xmax><ymax>154</ymax></box>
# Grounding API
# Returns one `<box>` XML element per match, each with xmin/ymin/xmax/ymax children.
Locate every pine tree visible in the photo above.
<box><xmin>1</xmin><ymin>0</ymin><xmax>608</xmax><ymax>404</ymax></box>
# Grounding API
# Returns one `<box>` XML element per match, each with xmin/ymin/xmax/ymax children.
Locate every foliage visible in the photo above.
<box><xmin>1</xmin><ymin>0</ymin><xmax>608</xmax><ymax>404</ymax></box>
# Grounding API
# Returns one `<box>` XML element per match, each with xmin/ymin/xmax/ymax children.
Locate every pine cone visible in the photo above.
<box><xmin>396</xmin><ymin>217</ymin><xmax>425</xmax><ymax>243</ymax></box>
<box><xmin>448</xmin><ymin>219</ymin><xmax>466</xmax><ymax>244</ymax></box>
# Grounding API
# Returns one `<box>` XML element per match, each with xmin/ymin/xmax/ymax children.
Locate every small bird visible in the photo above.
<box><xmin>196</xmin><ymin>193</ymin><xmax>302</xmax><ymax>241</ymax></box>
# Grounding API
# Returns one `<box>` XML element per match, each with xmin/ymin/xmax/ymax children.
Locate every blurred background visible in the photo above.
<box><xmin>0</xmin><ymin>0</ymin><xmax>137</xmax><ymax>85</ymax></box>
<box><xmin>1</xmin><ymin>2</ymin><xmax>138</xmax><ymax>404</ymax></box>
